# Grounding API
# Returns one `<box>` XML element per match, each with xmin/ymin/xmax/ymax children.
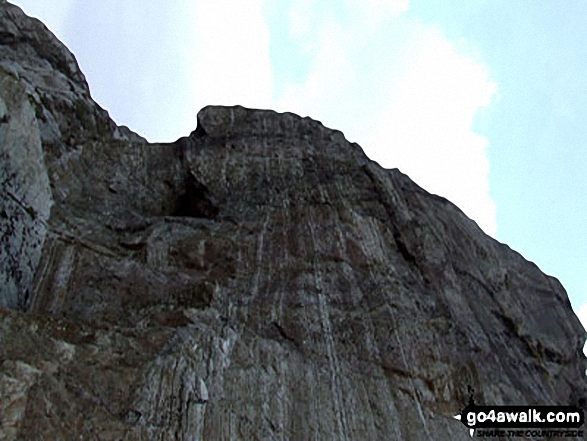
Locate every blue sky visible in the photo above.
<box><xmin>13</xmin><ymin>0</ymin><xmax>586</xmax><ymax>328</ymax></box>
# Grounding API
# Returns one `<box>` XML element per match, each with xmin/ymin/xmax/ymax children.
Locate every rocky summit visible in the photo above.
<box><xmin>1</xmin><ymin>2</ymin><xmax>585</xmax><ymax>440</ymax></box>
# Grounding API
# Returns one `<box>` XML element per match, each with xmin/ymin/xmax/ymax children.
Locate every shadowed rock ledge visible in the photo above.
<box><xmin>0</xmin><ymin>2</ymin><xmax>585</xmax><ymax>439</ymax></box>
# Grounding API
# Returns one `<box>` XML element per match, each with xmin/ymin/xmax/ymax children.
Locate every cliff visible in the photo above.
<box><xmin>0</xmin><ymin>2</ymin><xmax>585</xmax><ymax>439</ymax></box>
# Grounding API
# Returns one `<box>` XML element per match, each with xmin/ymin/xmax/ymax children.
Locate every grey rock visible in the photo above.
<box><xmin>0</xmin><ymin>65</ymin><xmax>51</xmax><ymax>309</ymax></box>
<box><xmin>0</xmin><ymin>2</ymin><xmax>585</xmax><ymax>440</ymax></box>
<box><xmin>0</xmin><ymin>1</ymin><xmax>142</xmax><ymax>146</ymax></box>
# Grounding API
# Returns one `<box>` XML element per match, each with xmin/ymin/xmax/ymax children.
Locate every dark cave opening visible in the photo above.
<box><xmin>173</xmin><ymin>173</ymin><xmax>219</xmax><ymax>219</ymax></box>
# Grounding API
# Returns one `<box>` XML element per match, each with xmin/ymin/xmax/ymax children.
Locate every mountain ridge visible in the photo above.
<box><xmin>0</xmin><ymin>2</ymin><xmax>585</xmax><ymax>439</ymax></box>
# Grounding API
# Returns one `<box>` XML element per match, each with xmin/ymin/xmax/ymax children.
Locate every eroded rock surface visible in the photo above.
<box><xmin>1</xmin><ymin>2</ymin><xmax>585</xmax><ymax>439</ymax></box>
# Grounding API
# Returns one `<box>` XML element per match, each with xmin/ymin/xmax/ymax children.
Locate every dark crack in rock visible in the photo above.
<box><xmin>1</xmin><ymin>2</ymin><xmax>586</xmax><ymax>440</ymax></box>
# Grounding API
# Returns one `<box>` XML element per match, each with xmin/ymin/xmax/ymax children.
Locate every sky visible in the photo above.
<box><xmin>12</xmin><ymin>1</ymin><xmax>586</xmax><ymax>332</ymax></box>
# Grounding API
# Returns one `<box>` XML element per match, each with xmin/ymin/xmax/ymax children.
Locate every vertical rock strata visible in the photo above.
<box><xmin>0</xmin><ymin>2</ymin><xmax>585</xmax><ymax>439</ymax></box>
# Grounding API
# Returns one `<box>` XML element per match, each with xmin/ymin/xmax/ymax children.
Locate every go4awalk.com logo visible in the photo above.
<box><xmin>454</xmin><ymin>389</ymin><xmax>584</xmax><ymax>438</ymax></box>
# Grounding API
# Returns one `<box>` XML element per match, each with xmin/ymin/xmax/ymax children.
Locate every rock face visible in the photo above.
<box><xmin>0</xmin><ymin>2</ymin><xmax>585</xmax><ymax>439</ymax></box>
<box><xmin>0</xmin><ymin>0</ymin><xmax>144</xmax><ymax>311</ymax></box>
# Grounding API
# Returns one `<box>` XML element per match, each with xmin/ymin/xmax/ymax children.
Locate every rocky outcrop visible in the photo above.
<box><xmin>1</xmin><ymin>2</ymin><xmax>585</xmax><ymax>439</ymax></box>
<box><xmin>0</xmin><ymin>66</ymin><xmax>51</xmax><ymax>309</ymax></box>
<box><xmin>0</xmin><ymin>0</ymin><xmax>144</xmax><ymax>311</ymax></box>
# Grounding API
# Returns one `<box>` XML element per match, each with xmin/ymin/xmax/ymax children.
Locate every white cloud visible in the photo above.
<box><xmin>277</xmin><ymin>20</ymin><xmax>353</xmax><ymax>116</ymax></box>
<box><xmin>353</xmin><ymin>0</ymin><xmax>410</xmax><ymax>17</ymax></box>
<box><xmin>276</xmin><ymin>7</ymin><xmax>498</xmax><ymax>236</ymax></box>
<box><xmin>344</xmin><ymin>0</ymin><xmax>410</xmax><ymax>32</ymax></box>
<box><xmin>189</xmin><ymin>0</ymin><xmax>273</xmax><ymax>112</ymax></box>
<box><xmin>289</xmin><ymin>0</ymin><xmax>314</xmax><ymax>39</ymax></box>
<box><xmin>365</xmin><ymin>27</ymin><xmax>498</xmax><ymax>236</ymax></box>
